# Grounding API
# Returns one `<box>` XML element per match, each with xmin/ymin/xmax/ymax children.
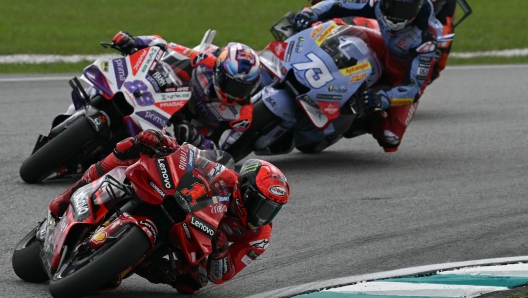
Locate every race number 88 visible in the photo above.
<box><xmin>124</xmin><ymin>80</ymin><xmax>155</xmax><ymax>106</ymax></box>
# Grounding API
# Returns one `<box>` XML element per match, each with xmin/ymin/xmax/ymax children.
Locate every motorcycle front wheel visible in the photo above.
<box><xmin>49</xmin><ymin>225</ymin><xmax>151</xmax><ymax>298</ymax></box>
<box><xmin>19</xmin><ymin>117</ymin><xmax>100</xmax><ymax>184</ymax></box>
<box><xmin>12</xmin><ymin>227</ymin><xmax>49</xmax><ymax>283</ymax></box>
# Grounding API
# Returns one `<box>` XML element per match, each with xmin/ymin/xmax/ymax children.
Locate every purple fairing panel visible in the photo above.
<box><xmin>112</xmin><ymin>58</ymin><xmax>128</xmax><ymax>90</ymax></box>
<box><xmin>136</xmin><ymin>110</ymin><xmax>169</xmax><ymax>129</ymax></box>
<box><xmin>123</xmin><ymin>116</ymin><xmax>142</xmax><ymax>137</ymax></box>
<box><xmin>83</xmin><ymin>65</ymin><xmax>114</xmax><ymax>98</ymax></box>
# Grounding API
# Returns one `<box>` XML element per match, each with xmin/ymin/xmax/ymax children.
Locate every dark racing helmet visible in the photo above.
<box><xmin>213</xmin><ymin>42</ymin><xmax>262</xmax><ymax>106</ymax></box>
<box><xmin>379</xmin><ymin>0</ymin><xmax>424</xmax><ymax>31</ymax></box>
<box><xmin>431</xmin><ymin>0</ymin><xmax>447</xmax><ymax>15</ymax></box>
<box><xmin>233</xmin><ymin>159</ymin><xmax>290</xmax><ymax>229</ymax></box>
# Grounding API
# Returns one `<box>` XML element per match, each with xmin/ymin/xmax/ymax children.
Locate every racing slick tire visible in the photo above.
<box><xmin>19</xmin><ymin>117</ymin><xmax>99</xmax><ymax>184</ymax></box>
<box><xmin>49</xmin><ymin>225</ymin><xmax>151</xmax><ymax>298</ymax></box>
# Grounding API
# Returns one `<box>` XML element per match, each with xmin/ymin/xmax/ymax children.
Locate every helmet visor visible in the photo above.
<box><xmin>214</xmin><ymin>69</ymin><xmax>258</xmax><ymax>102</ymax></box>
<box><xmin>243</xmin><ymin>185</ymin><xmax>284</xmax><ymax>228</ymax></box>
<box><xmin>381</xmin><ymin>0</ymin><xmax>422</xmax><ymax>23</ymax></box>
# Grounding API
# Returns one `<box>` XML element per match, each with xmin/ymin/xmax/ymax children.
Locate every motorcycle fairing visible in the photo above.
<box><xmin>82</xmin><ymin>47</ymin><xmax>192</xmax><ymax>135</ymax></box>
<box><xmin>88</xmin><ymin>213</ymin><xmax>157</xmax><ymax>249</ymax></box>
<box><xmin>262</xmin><ymin>22</ymin><xmax>378</xmax><ymax>131</ymax></box>
<box><xmin>46</xmin><ymin>167</ymin><xmax>129</xmax><ymax>270</ymax></box>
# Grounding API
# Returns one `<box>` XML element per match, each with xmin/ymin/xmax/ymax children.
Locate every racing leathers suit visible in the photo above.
<box><xmin>48</xmin><ymin>131</ymin><xmax>273</xmax><ymax>295</ymax></box>
<box><xmin>431</xmin><ymin>0</ymin><xmax>457</xmax><ymax>82</ymax></box>
<box><xmin>124</xmin><ymin>35</ymin><xmax>255</xmax><ymax>151</ymax></box>
<box><xmin>299</xmin><ymin>0</ymin><xmax>438</xmax><ymax>151</ymax></box>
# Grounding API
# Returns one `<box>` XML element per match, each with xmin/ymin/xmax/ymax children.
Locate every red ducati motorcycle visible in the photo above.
<box><xmin>12</xmin><ymin>144</ymin><xmax>234</xmax><ymax>298</ymax></box>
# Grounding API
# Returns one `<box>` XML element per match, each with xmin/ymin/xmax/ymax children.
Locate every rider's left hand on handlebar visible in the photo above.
<box><xmin>362</xmin><ymin>89</ymin><xmax>389</xmax><ymax>110</ymax></box>
<box><xmin>295</xmin><ymin>8</ymin><xmax>316</xmax><ymax>30</ymax></box>
<box><xmin>136</xmin><ymin>129</ymin><xmax>163</xmax><ymax>156</ymax></box>
<box><xmin>112</xmin><ymin>31</ymin><xmax>137</xmax><ymax>55</ymax></box>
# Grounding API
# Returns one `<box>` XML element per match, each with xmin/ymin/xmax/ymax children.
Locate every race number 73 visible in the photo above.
<box><xmin>292</xmin><ymin>53</ymin><xmax>334</xmax><ymax>89</ymax></box>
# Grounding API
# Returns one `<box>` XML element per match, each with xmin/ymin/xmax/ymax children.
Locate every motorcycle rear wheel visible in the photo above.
<box><xmin>49</xmin><ymin>225</ymin><xmax>151</xmax><ymax>298</ymax></box>
<box><xmin>12</xmin><ymin>227</ymin><xmax>49</xmax><ymax>283</ymax></box>
<box><xmin>19</xmin><ymin>117</ymin><xmax>99</xmax><ymax>184</ymax></box>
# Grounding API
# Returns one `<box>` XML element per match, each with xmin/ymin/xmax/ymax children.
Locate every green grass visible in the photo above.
<box><xmin>0</xmin><ymin>0</ymin><xmax>526</xmax><ymax>73</ymax></box>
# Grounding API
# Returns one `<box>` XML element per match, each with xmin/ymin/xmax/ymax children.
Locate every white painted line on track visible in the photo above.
<box><xmin>325</xmin><ymin>281</ymin><xmax>508</xmax><ymax>297</ymax></box>
<box><xmin>0</xmin><ymin>76</ymin><xmax>72</xmax><ymax>82</ymax></box>
<box><xmin>0</xmin><ymin>64</ymin><xmax>525</xmax><ymax>84</ymax></box>
<box><xmin>247</xmin><ymin>255</ymin><xmax>528</xmax><ymax>298</ymax></box>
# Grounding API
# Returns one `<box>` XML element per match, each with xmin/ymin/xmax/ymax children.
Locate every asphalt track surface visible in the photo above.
<box><xmin>2</xmin><ymin>64</ymin><xmax>528</xmax><ymax>298</ymax></box>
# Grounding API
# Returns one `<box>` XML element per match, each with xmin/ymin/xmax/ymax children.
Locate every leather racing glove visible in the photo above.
<box><xmin>295</xmin><ymin>8</ymin><xmax>317</xmax><ymax>30</ymax></box>
<box><xmin>112</xmin><ymin>31</ymin><xmax>137</xmax><ymax>55</ymax></box>
<box><xmin>174</xmin><ymin>123</ymin><xmax>203</xmax><ymax>147</ymax></box>
<box><xmin>136</xmin><ymin>129</ymin><xmax>165</xmax><ymax>156</ymax></box>
<box><xmin>362</xmin><ymin>89</ymin><xmax>390</xmax><ymax>110</ymax></box>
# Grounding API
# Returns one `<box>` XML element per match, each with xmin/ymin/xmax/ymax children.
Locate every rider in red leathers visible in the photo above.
<box><xmin>112</xmin><ymin>31</ymin><xmax>262</xmax><ymax>151</ymax></box>
<box><xmin>47</xmin><ymin>129</ymin><xmax>290</xmax><ymax>294</ymax></box>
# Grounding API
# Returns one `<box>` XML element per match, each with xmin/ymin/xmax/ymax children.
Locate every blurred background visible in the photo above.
<box><xmin>0</xmin><ymin>0</ymin><xmax>526</xmax><ymax>72</ymax></box>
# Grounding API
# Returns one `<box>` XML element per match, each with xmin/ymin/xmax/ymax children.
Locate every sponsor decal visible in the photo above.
<box><xmin>152</xmin><ymin>71</ymin><xmax>167</xmax><ymax>87</ymax></box>
<box><xmin>328</xmin><ymin>85</ymin><xmax>348</xmax><ymax>93</ymax></box>
<box><xmin>139</xmin><ymin>220</ymin><xmax>157</xmax><ymax>242</ymax></box>
<box><xmin>223</xmin><ymin>257</ymin><xmax>229</xmax><ymax>273</ymax></box>
<box><xmin>149</xmin><ymin>181</ymin><xmax>166</xmax><ymax>197</ymax></box>
<box><xmin>137</xmin><ymin>110</ymin><xmax>169</xmax><ymax>128</ymax></box>
<box><xmin>112</xmin><ymin>58</ymin><xmax>128</xmax><ymax>89</ymax></box>
<box><xmin>340</xmin><ymin>61</ymin><xmax>371</xmax><ymax>76</ymax></box>
<box><xmin>316</xmin><ymin>94</ymin><xmax>342</xmax><ymax>100</ymax></box>
<box><xmin>241</xmin><ymin>255</ymin><xmax>253</xmax><ymax>266</ymax></box>
<box><xmin>419</xmin><ymin>56</ymin><xmax>433</xmax><ymax>62</ymax></box>
<box><xmin>349</xmin><ymin>72</ymin><xmax>367</xmax><ymax>83</ymax></box>
<box><xmin>231</xmin><ymin>119</ymin><xmax>250</xmax><ymax>130</ymax></box>
<box><xmin>190</xmin><ymin>216</ymin><xmax>215</xmax><ymax>238</ymax></box>
<box><xmin>247</xmin><ymin>250</ymin><xmax>259</xmax><ymax>260</ymax></box>
<box><xmin>181</xmin><ymin>183</ymin><xmax>207</xmax><ymax>205</ymax></box>
<box><xmin>141</xmin><ymin>49</ymin><xmax>158</xmax><ymax>73</ymax></box>
<box><xmin>234</xmin><ymin>198</ymin><xmax>245</xmax><ymax>216</ymax></box>
<box><xmin>310</xmin><ymin>24</ymin><xmax>323</xmax><ymax>38</ymax></box>
<box><xmin>284</xmin><ymin>41</ymin><xmax>294</xmax><ymax>62</ymax></box>
<box><xmin>154</xmin><ymin>100</ymin><xmax>186</xmax><ymax>114</ymax></box>
<box><xmin>265</xmin><ymin>97</ymin><xmax>278</xmax><ymax>110</ymax></box>
<box><xmin>155</xmin><ymin>158</ymin><xmax>175</xmax><ymax>189</ymax></box>
<box><xmin>322</xmin><ymin>103</ymin><xmax>339</xmax><ymax>115</ymax></box>
<box><xmin>269</xmin><ymin>186</ymin><xmax>287</xmax><ymax>197</ymax></box>
<box><xmin>212</xmin><ymin>258</ymin><xmax>223</xmax><ymax>280</ymax></box>
<box><xmin>178</xmin><ymin>149</ymin><xmax>187</xmax><ymax>170</ymax></box>
<box><xmin>174</xmin><ymin>192</ymin><xmax>192</xmax><ymax>214</ymax></box>
<box><xmin>250</xmin><ymin>239</ymin><xmax>270</xmax><ymax>249</ymax></box>
<box><xmin>177</xmin><ymin>86</ymin><xmax>190</xmax><ymax>92</ymax></box>
<box><xmin>182</xmin><ymin>222</ymin><xmax>192</xmax><ymax>239</ymax></box>
<box><xmin>213</xmin><ymin>196</ymin><xmax>230</xmax><ymax>203</ymax></box>
<box><xmin>417</xmin><ymin>75</ymin><xmax>427</xmax><ymax>80</ymax></box>
<box><xmin>145</xmin><ymin>75</ymin><xmax>161</xmax><ymax>93</ymax></box>
<box><xmin>273</xmin><ymin>41</ymin><xmax>285</xmax><ymax>60</ymax></box>
<box><xmin>222</xmin><ymin>223</ymin><xmax>233</xmax><ymax>235</ymax></box>
<box><xmin>315</xmin><ymin>23</ymin><xmax>338</xmax><ymax>46</ymax></box>
<box><xmin>301</xmin><ymin>95</ymin><xmax>318</xmax><ymax>107</ymax></box>
<box><xmin>132</xmin><ymin>49</ymin><xmax>148</xmax><ymax>74</ymax></box>
<box><xmin>419</xmin><ymin>63</ymin><xmax>431</xmax><ymax>68</ymax></box>
<box><xmin>207</xmin><ymin>164</ymin><xmax>223</xmax><ymax>179</ymax></box>
<box><xmin>91</xmin><ymin>231</ymin><xmax>107</xmax><ymax>244</ymax></box>
<box><xmin>390</xmin><ymin>98</ymin><xmax>414</xmax><ymax>106</ymax></box>
<box><xmin>193</xmin><ymin>52</ymin><xmax>208</xmax><ymax>65</ymax></box>
<box><xmin>101</xmin><ymin>61</ymin><xmax>109</xmax><ymax>72</ymax></box>
<box><xmin>416</xmin><ymin>41</ymin><xmax>436</xmax><ymax>53</ymax></box>
<box><xmin>210</xmin><ymin>204</ymin><xmax>228</xmax><ymax>214</ymax></box>
<box><xmin>239</xmin><ymin>161</ymin><xmax>259</xmax><ymax>175</ymax></box>
<box><xmin>294</xmin><ymin>37</ymin><xmax>304</xmax><ymax>54</ymax></box>
<box><xmin>188</xmin><ymin>147</ymin><xmax>195</xmax><ymax>170</ymax></box>
<box><xmin>88</xmin><ymin>114</ymin><xmax>107</xmax><ymax>131</ymax></box>
<box><xmin>417</xmin><ymin>67</ymin><xmax>429</xmax><ymax>75</ymax></box>
<box><xmin>73</xmin><ymin>195</ymin><xmax>89</xmax><ymax>215</ymax></box>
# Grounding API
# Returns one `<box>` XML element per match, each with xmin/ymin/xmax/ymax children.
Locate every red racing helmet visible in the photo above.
<box><xmin>233</xmin><ymin>159</ymin><xmax>289</xmax><ymax>229</ymax></box>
